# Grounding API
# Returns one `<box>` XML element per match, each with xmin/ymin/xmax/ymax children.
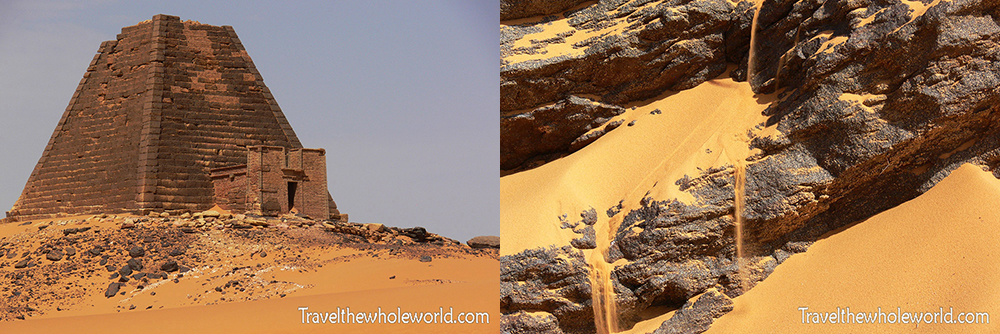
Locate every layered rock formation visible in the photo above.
<box><xmin>502</xmin><ymin>0</ymin><xmax>1000</xmax><ymax>332</ymax></box>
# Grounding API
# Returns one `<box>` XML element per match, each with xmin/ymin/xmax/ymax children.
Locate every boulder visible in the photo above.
<box><xmin>467</xmin><ymin>236</ymin><xmax>500</xmax><ymax>249</ymax></box>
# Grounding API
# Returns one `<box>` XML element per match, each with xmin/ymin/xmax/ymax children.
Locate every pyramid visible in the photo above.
<box><xmin>5</xmin><ymin>14</ymin><xmax>343</xmax><ymax>221</ymax></box>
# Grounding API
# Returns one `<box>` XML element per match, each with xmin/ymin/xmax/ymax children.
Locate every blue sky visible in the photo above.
<box><xmin>0</xmin><ymin>0</ymin><xmax>498</xmax><ymax>241</ymax></box>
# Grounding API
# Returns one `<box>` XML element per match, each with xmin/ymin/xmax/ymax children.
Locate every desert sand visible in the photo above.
<box><xmin>0</xmin><ymin>215</ymin><xmax>498</xmax><ymax>333</ymax></box>
<box><xmin>503</xmin><ymin>1</ymin><xmax>655</xmax><ymax>64</ymax></box>
<box><xmin>706</xmin><ymin>163</ymin><xmax>1000</xmax><ymax>333</ymax></box>
<box><xmin>500</xmin><ymin>69</ymin><xmax>772</xmax><ymax>257</ymax></box>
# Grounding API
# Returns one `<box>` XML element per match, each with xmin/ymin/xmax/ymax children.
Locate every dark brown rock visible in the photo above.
<box><xmin>105</xmin><ymin>282</ymin><xmax>121</xmax><ymax>298</ymax></box>
<box><xmin>46</xmin><ymin>249</ymin><xmax>64</xmax><ymax>261</ymax></box>
<box><xmin>127</xmin><ymin>258</ymin><xmax>143</xmax><ymax>271</ymax></box>
<box><xmin>160</xmin><ymin>261</ymin><xmax>178</xmax><ymax>272</ymax></box>
<box><xmin>501</xmin><ymin>0</ymin><xmax>590</xmax><ymax>21</ymax></box>
<box><xmin>128</xmin><ymin>245</ymin><xmax>144</xmax><ymax>258</ymax></box>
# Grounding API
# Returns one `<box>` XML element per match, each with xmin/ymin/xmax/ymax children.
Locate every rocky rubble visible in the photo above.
<box><xmin>0</xmin><ymin>212</ymin><xmax>491</xmax><ymax>320</ymax></box>
<box><xmin>502</xmin><ymin>0</ymin><xmax>1000</xmax><ymax>332</ymax></box>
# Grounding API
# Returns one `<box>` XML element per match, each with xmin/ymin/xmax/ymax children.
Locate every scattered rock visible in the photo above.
<box><xmin>44</xmin><ymin>249</ymin><xmax>64</xmax><ymax>261</ymax></box>
<box><xmin>160</xmin><ymin>261</ymin><xmax>178</xmax><ymax>272</ymax></box>
<box><xmin>128</xmin><ymin>258</ymin><xmax>144</xmax><ymax>271</ymax></box>
<box><xmin>119</xmin><ymin>266</ymin><xmax>133</xmax><ymax>277</ymax></box>
<box><xmin>419</xmin><ymin>255</ymin><xmax>432</xmax><ymax>262</ymax></box>
<box><xmin>128</xmin><ymin>245</ymin><xmax>145</xmax><ymax>258</ymax></box>
<box><xmin>62</xmin><ymin>227</ymin><xmax>91</xmax><ymax>235</ymax></box>
<box><xmin>105</xmin><ymin>283</ymin><xmax>121</xmax><ymax>298</ymax></box>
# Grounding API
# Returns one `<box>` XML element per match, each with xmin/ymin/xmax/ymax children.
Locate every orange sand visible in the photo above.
<box><xmin>0</xmin><ymin>215</ymin><xmax>498</xmax><ymax>333</ymax></box>
<box><xmin>1</xmin><ymin>281</ymin><xmax>496</xmax><ymax>334</ymax></box>
<box><xmin>500</xmin><ymin>71</ymin><xmax>772</xmax><ymax>256</ymax></box>
<box><xmin>706</xmin><ymin>163</ymin><xmax>1000</xmax><ymax>333</ymax></box>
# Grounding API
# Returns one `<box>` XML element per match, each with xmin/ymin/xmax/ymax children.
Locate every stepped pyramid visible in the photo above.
<box><xmin>5</xmin><ymin>14</ymin><xmax>344</xmax><ymax>222</ymax></box>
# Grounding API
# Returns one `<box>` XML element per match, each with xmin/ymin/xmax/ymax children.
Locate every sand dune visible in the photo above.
<box><xmin>0</xmin><ymin>215</ymin><xmax>498</xmax><ymax>333</ymax></box>
<box><xmin>501</xmin><ymin>70</ymin><xmax>771</xmax><ymax>256</ymax></box>
<box><xmin>706</xmin><ymin>163</ymin><xmax>1000</xmax><ymax>333</ymax></box>
<box><xmin>1</xmin><ymin>281</ymin><xmax>497</xmax><ymax>334</ymax></box>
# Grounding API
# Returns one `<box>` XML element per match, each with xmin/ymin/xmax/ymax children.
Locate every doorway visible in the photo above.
<box><xmin>287</xmin><ymin>181</ymin><xmax>298</xmax><ymax>211</ymax></box>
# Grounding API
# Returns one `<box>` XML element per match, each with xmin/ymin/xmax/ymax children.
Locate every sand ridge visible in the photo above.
<box><xmin>706</xmin><ymin>163</ymin><xmax>1000</xmax><ymax>333</ymax></box>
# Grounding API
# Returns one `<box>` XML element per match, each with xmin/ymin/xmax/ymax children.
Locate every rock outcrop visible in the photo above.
<box><xmin>501</xmin><ymin>0</ymin><xmax>592</xmax><ymax>21</ymax></box>
<box><xmin>501</xmin><ymin>0</ymin><xmax>743</xmax><ymax>171</ymax></box>
<box><xmin>502</xmin><ymin>0</ymin><xmax>1000</xmax><ymax>332</ymax></box>
<box><xmin>501</xmin><ymin>246</ymin><xmax>593</xmax><ymax>333</ymax></box>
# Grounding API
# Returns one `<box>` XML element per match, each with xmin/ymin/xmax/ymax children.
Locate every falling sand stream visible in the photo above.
<box><xmin>587</xmin><ymin>2</ymin><xmax>765</xmax><ymax>332</ymax></box>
